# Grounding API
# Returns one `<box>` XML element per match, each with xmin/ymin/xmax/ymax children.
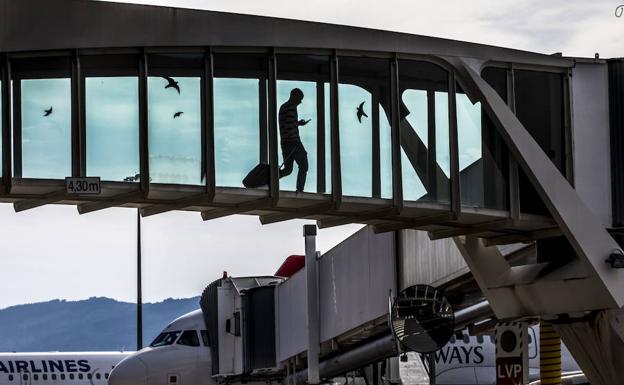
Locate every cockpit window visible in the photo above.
<box><xmin>177</xmin><ymin>330</ymin><xmax>200</xmax><ymax>347</ymax></box>
<box><xmin>150</xmin><ymin>331</ymin><xmax>181</xmax><ymax>347</ymax></box>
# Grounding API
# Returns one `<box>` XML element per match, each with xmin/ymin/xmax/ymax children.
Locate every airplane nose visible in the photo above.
<box><xmin>108</xmin><ymin>356</ymin><xmax>148</xmax><ymax>385</ymax></box>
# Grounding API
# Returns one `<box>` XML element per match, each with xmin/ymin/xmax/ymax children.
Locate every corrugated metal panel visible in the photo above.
<box><xmin>609</xmin><ymin>59</ymin><xmax>624</xmax><ymax>227</ymax></box>
<box><xmin>398</xmin><ymin>230</ymin><xmax>468</xmax><ymax>290</ymax></box>
<box><xmin>275</xmin><ymin>269</ymin><xmax>307</xmax><ymax>362</ymax></box>
<box><xmin>318</xmin><ymin>227</ymin><xmax>396</xmax><ymax>342</ymax></box>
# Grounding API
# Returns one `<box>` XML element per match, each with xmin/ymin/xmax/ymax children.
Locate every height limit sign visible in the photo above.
<box><xmin>495</xmin><ymin>322</ymin><xmax>528</xmax><ymax>385</ymax></box>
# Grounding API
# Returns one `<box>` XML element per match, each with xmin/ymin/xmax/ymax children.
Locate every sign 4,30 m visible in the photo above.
<box><xmin>65</xmin><ymin>177</ymin><xmax>101</xmax><ymax>195</ymax></box>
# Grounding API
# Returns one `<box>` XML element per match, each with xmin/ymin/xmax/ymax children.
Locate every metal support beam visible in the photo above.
<box><xmin>12</xmin><ymin>78</ymin><xmax>22</xmax><ymax>178</ymax></box>
<box><xmin>506</xmin><ymin>66</ymin><xmax>520</xmax><ymax>220</ymax></box>
<box><xmin>372</xmin><ymin>89</ymin><xmax>381</xmax><ymax>198</ymax></box>
<box><xmin>258</xmin><ymin>202</ymin><xmax>334</xmax><ymax>225</ymax></box>
<box><xmin>140</xmin><ymin>193</ymin><xmax>208</xmax><ymax>217</ymax></box>
<box><xmin>200</xmin><ymin>198</ymin><xmax>270</xmax><ymax>221</ymax></box>
<box><xmin>13</xmin><ymin>190</ymin><xmax>67</xmax><ymax>212</ymax></box>
<box><xmin>448</xmin><ymin>71</ymin><xmax>460</xmax><ymax>215</ymax></box>
<box><xmin>304</xmin><ymin>224</ymin><xmax>320</xmax><ymax>385</ymax></box>
<box><xmin>390</xmin><ymin>57</ymin><xmax>403</xmax><ymax>210</ymax></box>
<box><xmin>203</xmin><ymin>49</ymin><xmax>216</xmax><ymax>198</ymax></box>
<box><xmin>427</xmin><ymin>219</ymin><xmax>514</xmax><ymax>240</ymax></box>
<box><xmin>77</xmin><ymin>190</ymin><xmax>143</xmax><ymax>214</ymax></box>
<box><xmin>482</xmin><ymin>227</ymin><xmax>562</xmax><ymax>246</ymax></box>
<box><xmin>316</xmin><ymin>80</ymin><xmax>326</xmax><ymax>193</ymax></box>
<box><xmin>426</xmin><ymin>89</ymin><xmax>437</xmax><ymax>201</ymax></box>
<box><xmin>317</xmin><ymin>207</ymin><xmax>395</xmax><ymax>229</ymax></box>
<box><xmin>268</xmin><ymin>53</ymin><xmax>279</xmax><ymax>204</ymax></box>
<box><xmin>71</xmin><ymin>51</ymin><xmax>82</xmax><ymax>177</ymax></box>
<box><xmin>330</xmin><ymin>53</ymin><xmax>342</xmax><ymax>207</ymax></box>
<box><xmin>1</xmin><ymin>56</ymin><xmax>12</xmax><ymax>189</ymax></box>
<box><xmin>372</xmin><ymin>212</ymin><xmax>456</xmax><ymax>233</ymax></box>
<box><xmin>138</xmin><ymin>52</ymin><xmax>149</xmax><ymax>196</ymax></box>
<box><xmin>136</xmin><ymin>209</ymin><xmax>143</xmax><ymax>350</ymax></box>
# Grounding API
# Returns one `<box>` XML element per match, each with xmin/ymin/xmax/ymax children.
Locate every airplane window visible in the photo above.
<box><xmin>105</xmin><ymin>373</ymin><xmax>109</xmax><ymax>379</ymax></box>
<box><xmin>477</xmin><ymin>335</ymin><xmax>484</xmax><ymax>344</ymax></box>
<box><xmin>43</xmin><ymin>374</ymin><xmax>48</xmax><ymax>380</ymax></box>
<box><xmin>201</xmin><ymin>330</ymin><xmax>211</xmax><ymax>346</ymax></box>
<box><xmin>61</xmin><ymin>374</ymin><xmax>66</xmax><ymax>380</ymax></box>
<box><xmin>52</xmin><ymin>374</ymin><xmax>57</xmax><ymax>380</ymax></box>
<box><xmin>150</xmin><ymin>331</ymin><xmax>182</xmax><ymax>347</ymax></box>
<box><xmin>449</xmin><ymin>335</ymin><xmax>456</xmax><ymax>344</ymax></box>
<box><xmin>33</xmin><ymin>374</ymin><xmax>38</xmax><ymax>381</ymax></box>
<box><xmin>8</xmin><ymin>374</ymin><xmax>12</xmax><ymax>381</ymax></box>
<box><xmin>79</xmin><ymin>373</ymin><xmax>83</xmax><ymax>380</ymax></box>
<box><xmin>177</xmin><ymin>330</ymin><xmax>200</xmax><ymax>347</ymax></box>
<box><xmin>22</xmin><ymin>374</ymin><xmax>28</xmax><ymax>381</ymax></box>
<box><xmin>528</xmin><ymin>334</ymin><xmax>533</xmax><ymax>344</ymax></box>
<box><xmin>463</xmin><ymin>334</ymin><xmax>470</xmax><ymax>343</ymax></box>
<box><xmin>70</xmin><ymin>373</ymin><xmax>75</xmax><ymax>380</ymax></box>
<box><xmin>96</xmin><ymin>373</ymin><xmax>101</xmax><ymax>379</ymax></box>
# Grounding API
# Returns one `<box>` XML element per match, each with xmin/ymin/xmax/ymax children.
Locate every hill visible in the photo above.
<box><xmin>0</xmin><ymin>297</ymin><xmax>200</xmax><ymax>352</ymax></box>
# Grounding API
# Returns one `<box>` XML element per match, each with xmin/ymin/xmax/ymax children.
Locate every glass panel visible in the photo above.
<box><xmin>147</xmin><ymin>54</ymin><xmax>203</xmax><ymax>186</ymax></box>
<box><xmin>515</xmin><ymin>69</ymin><xmax>564</xmax><ymax>215</ymax></box>
<box><xmin>0</xmin><ymin>80</ymin><xmax>2</xmax><ymax>173</ymax></box>
<box><xmin>277</xmin><ymin>54</ymin><xmax>330</xmax><ymax>193</ymax></box>
<box><xmin>214</xmin><ymin>54</ymin><xmax>267</xmax><ymax>188</ymax></box>
<box><xmin>398</xmin><ymin>60</ymin><xmax>450</xmax><ymax>203</ymax></box>
<box><xmin>148</xmin><ymin>76</ymin><xmax>202</xmax><ymax>185</ymax></box>
<box><xmin>338</xmin><ymin>57</ymin><xmax>391</xmax><ymax>198</ymax></box>
<box><xmin>456</xmin><ymin>85</ymin><xmax>508</xmax><ymax>210</ymax></box>
<box><xmin>20</xmin><ymin>78</ymin><xmax>71</xmax><ymax>179</ymax></box>
<box><xmin>86</xmin><ymin>77</ymin><xmax>139</xmax><ymax>181</ymax></box>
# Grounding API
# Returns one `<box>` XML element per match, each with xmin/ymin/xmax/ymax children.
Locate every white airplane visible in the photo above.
<box><xmin>434</xmin><ymin>326</ymin><xmax>588</xmax><ymax>385</ymax></box>
<box><xmin>109</xmin><ymin>309</ymin><xmax>588</xmax><ymax>385</ymax></box>
<box><xmin>0</xmin><ymin>351</ymin><xmax>131</xmax><ymax>384</ymax></box>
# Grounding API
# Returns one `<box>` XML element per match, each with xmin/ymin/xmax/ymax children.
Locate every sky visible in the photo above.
<box><xmin>0</xmin><ymin>0</ymin><xmax>621</xmax><ymax>309</ymax></box>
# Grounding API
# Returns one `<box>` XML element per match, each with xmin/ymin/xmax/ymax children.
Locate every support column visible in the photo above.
<box><xmin>539</xmin><ymin>321</ymin><xmax>561</xmax><ymax>385</ymax></box>
<box><xmin>304</xmin><ymin>224</ymin><xmax>320</xmax><ymax>384</ymax></box>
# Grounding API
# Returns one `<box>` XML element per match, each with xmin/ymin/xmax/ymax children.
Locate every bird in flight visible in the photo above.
<box><xmin>173</xmin><ymin>111</ymin><xmax>184</xmax><ymax>119</ymax></box>
<box><xmin>43</xmin><ymin>107</ymin><xmax>53</xmax><ymax>117</ymax></box>
<box><xmin>163</xmin><ymin>76</ymin><xmax>180</xmax><ymax>94</ymax></box>
<box><xmin>356</xmin><ymin>101</ymin><xmax>368</xmax><ymax>123</ymax></box>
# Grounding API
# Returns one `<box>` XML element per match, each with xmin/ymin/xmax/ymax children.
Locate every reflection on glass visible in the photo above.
<box><xmin>148</xmin><ymin>76</ymin><xmax>202</xmax><ymax>185</ymax></box>
<box><xmin>21</xmin><ymin>78</ymin><xmax>71</xmax><ymax>179</ymax></box>
<box><xmin>86</xmin><ymin>77</ymin><xmax>139</xmax><ymax>181</ymax></box>
<box><xmin>214</xmin><ymin>78</ymin><xmax>260</xmax><ymax>187</ymax></box>
<box><xmin>277</xmin><ymin>81</ymin><xmax>316</xmax><ymax>192</ymax></box>
<box><xmin>435</xmin><ymin>92</ymin><xmax>450</xmax><ymax>178</ymax></box>
<box><xmin>456</xmin><ymin>88</ymin><xmax>508</xmax><ymax>209</ymax></box>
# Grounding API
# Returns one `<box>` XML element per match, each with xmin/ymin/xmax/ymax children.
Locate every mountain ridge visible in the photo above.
<box><xmin>0</xmin><ymin>296</ymin><xmax>201</xmax><ymax>352</ymax></box>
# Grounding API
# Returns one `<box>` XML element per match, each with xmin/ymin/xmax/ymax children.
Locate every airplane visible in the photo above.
<box><xmin>0</xmin><ymin>351</ymin><xmax>131</xmax><ymax>384</ymax></box>
<box><xmin>109</xmin><ymin>306</ymin><xmax>589</xmax><ymax>385</ymax></box>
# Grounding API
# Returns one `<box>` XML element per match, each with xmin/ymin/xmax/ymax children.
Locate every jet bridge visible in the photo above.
<box><xmin>4</xmin><ymin>1</ymin><xmax>624</xmax><ymax>383</ymax></box>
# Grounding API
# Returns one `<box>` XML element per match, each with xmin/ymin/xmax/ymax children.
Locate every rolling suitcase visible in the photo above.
<box><xmin>242</xmin><ymin>147</ymin><xmax>298</xmax><ymax>188</ymax></box>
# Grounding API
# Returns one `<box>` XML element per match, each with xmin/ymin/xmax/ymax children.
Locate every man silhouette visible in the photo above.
<box><xmin>279</xmin><ymin>88</ymin><xmax>310</xmax><ymax>192</ymax></box>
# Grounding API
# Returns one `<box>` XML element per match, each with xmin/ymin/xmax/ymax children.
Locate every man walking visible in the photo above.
<box><xmin>279</xmin><ymin>88</ymin><xmax>310</xmax><ymax>192</ymax></box>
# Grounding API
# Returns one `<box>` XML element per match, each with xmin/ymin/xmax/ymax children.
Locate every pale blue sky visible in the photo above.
<box><xmin>0</xmin><ymin>0</ymin><xmax>620</xmax><ymax>309</ymax></box>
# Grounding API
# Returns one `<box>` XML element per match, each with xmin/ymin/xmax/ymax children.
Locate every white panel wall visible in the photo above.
<box><xmin>572</xmin><ymin>62</ymin><xmax>612</xmax><ymax>227</ymax></box>
<box><xmin>275</xmin><ymin>269</ymin><xmax>307</xmax><ymax>362</ymax></box>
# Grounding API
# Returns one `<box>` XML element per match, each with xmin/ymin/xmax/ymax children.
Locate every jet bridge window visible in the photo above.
<box><xmin>83</xmin><ymin>54</ymin><xmax>140</xmax><ymax>182</ymax></box>
<box><xmin>177</xmin><ymin>330</ymin><xmax>200</xmax><ymax>347</ymax></box>
<box><xmin>398</xmin><ymin>60</ymin><xmax>450</xmax><ymax>203</ymax></box>
<box><xmin>150</xmin><ymin>331</ymin><xmax>181</xmax><ymax>347</ymax></box>
<box><xmin>148</xmin><ymin>53</ymin><xmax>203</xmax><ymax>185</ymax></box>
<box><xmin>276</xmin><ymin>54</ymin><xmax>331</xmax><ymax>193</ymax></box>
<box><xmin>12</xmin><ymin>56</ymin><xmax>72</xmax><ymax>179</ymax></box>
<box><xmin>214</xmin><ymin>53</ymin><xmax>267</xmax><ymax>188</ymax></box>
<box><xmin>338</xmin><ymin>56</ymin><xmax>392</xmax><ymax>198</ymax></box>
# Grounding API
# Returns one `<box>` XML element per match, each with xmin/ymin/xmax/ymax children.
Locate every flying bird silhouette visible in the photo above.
<box><xmin>173</xmin><ymin>111</ymin><xmax>184</xmax><ymax>119</ymax></box>
<box><xmin>163</xmin><ymin>76</ymin><xmax>180</xmax><ymax>94</ymax></box>
<box><xmin>356</xmin><ymin>101</ymin><xmax>368</xmax><ymax>123</ymax></box>
<box><xmin>43</xmin><ymin>107</ymin><xmax>53</xmax><ymax>117</ymax></box>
